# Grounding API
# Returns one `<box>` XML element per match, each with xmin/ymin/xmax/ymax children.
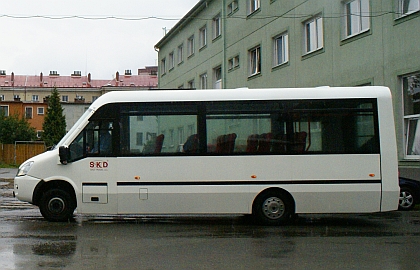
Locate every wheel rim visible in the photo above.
<box><xmin>48</xmin><ymin>197</ymin><xmax>65</xmax><ymax>214</ymax></box>
<box><xmin>262</xmin><ymin>196</ymin><xmax>285</xmax><ymax>220</ymax></box>
<box><xmin>399</xmin><ymin>191</ymin><xmax>414</xmax><ymax>208</ymax></box>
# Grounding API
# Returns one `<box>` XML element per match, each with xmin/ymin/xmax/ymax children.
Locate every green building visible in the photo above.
<box><xmin>155</xmin><ymin>0</ymin><xmax>420</xmax><ymax>179</ymax></box>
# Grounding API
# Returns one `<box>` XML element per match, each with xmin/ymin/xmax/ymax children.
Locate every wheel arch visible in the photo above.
<box><xmin>252</xmin><ymin>187</ymin><xmax>296</xmax><ymax>215</ymax></box>
<box><xmin>33</xmin><ymin>179</ymin><xmax>77</xmax><ymax>208</ymax></box>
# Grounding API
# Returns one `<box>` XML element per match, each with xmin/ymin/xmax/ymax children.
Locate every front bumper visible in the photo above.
<box><xmin>14</xmin><ymin>175</ymin><xmax>42</xmax><ymax>204</ymax></box>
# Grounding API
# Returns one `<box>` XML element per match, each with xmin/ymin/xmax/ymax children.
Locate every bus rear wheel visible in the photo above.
<box><xmin>39</xmin><ymin>189</ymin><xmax>76</xmax><ymax>222</ymax></box>
<box><xmin>253</xmin><ymin>189</ymin><xmax>294</xmax><ymax>225</ymax></box>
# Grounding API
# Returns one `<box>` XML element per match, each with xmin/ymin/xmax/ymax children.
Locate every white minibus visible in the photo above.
<box><xmin>14</xmin><ymin>87</ymin><xmax>399</xmax><ymax>224</ymax></box>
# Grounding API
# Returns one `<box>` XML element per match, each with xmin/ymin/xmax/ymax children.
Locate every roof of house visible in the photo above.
<box><xmin>0</xmin><ymin>68</ymin><xmax>158</xmax><ymax>88</ymax></box>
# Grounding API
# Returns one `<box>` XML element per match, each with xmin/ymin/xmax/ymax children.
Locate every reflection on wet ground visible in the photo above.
<box><xmin>1</xmin><ymin>183</ymin><xmax>420</xmax><ymax>270</ymax></box>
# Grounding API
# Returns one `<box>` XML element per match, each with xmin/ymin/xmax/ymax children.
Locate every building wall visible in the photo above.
<box><xmin>155</xmin><ymin>0</ymin><xmax>420</xmax><ymax>176</ymax></box>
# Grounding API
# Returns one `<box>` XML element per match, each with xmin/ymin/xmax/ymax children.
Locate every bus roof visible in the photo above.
<box><xmin>90</xmin><ymin>86</ymin><xmax>391</xmax><ymax>109</ymax></box>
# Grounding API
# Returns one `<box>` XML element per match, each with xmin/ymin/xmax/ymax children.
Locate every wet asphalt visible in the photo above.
<box><xmin>1</xmin><ymin>168</ymin><xmax>420</xmax><ymax>269</ymax></box>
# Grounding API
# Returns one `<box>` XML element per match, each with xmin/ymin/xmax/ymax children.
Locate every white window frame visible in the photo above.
<box><xmin>25</xmin><ymin>107</ymin><xmax>33</xmax><ymax>119</ymax></box>
<box><xmin>213</xmin><ymin>14</ymin><xmax>222</xmax><ymax>39</ymax></box>
<box><xmin>304</xmin><ymin>16</ymin><xmax>323</xmax><ymax>54</ymax></box>
<box><xmin>228</xmin><ymin>1</ymin><xmax>239</xmax><ymax>15</ymax></box>
<box><xmin>0</xmin><ymin>95</ymin><xmax>4</xmax><ymax>101</ymax></box>
<box><xmin>168</xmin><ymin>51</ymin><xmax>175</xmax><ymax>70</ymax></box>
<box><xmin>199</xmin><ymin>26</ymin><xmax>207</xmax><ymax>48</ymax></box>
<box><xmin>344</xmin><ymin>0</ymin><xmax>370</xmax><ymax>38</ymax></box>
<box><xmin>402</xmin><ymin>73</ymin><xmax>420</xmax><ymax>158</ymax></box>
<box><xmin>397</xmin><ymin>0</ymin><xmax>420</xmax><ymax>17</ymax></box>
<box><xmin>200</xmin><ymin>73</ymin><xmax>208</xmax><ymax>89</ymax></box>
<box><xmin>37</xmin><ymin>107</ymin><xmax>44</xmax><ymax>115</ymax></box>
<box><xmin>213</xmin><ymin>66</ymin><xmax>222</xmax><ymax>89</ymax></box>
<box><xmin>62</xmin><ymin>95</ymin><xmax>68</xmax><ymax>102</ymax></box>
<box><xmin>161</xmin><ymin>58</ymin><xmax>166</xmax><ymax>75</ymax></box>
<box><xmin>32</xmin><ymin>95</ymin><xmax>39</xmax><ymax>102</ymax></box>
<box><xmin>0</xmin><ymin>105</ymin><xmax>9</xmax><ymax>116</ymax></box>
<box><xmin>177</xmin><ymin>44</ymin><xmax>184</xmax><ymax>64</ymax></box>
<box><xmin>187</xmin><ymin>35</ymin><xmax>195</xmax><ymax>57</ymax></box>
<box><xmin>228</xmin><ymin>55</ymin><xmax>240</xmax><ymax>70</ymax></box>
<box><xmin>249</xmin><ymin>46</ymin><xmax>261</xmax><ymax>77</ymax></box>
<box><xmin>273</xmin><ymin>32</ymin><xmax>289</xmax><ymax>67</ymax></box>
<box><xmin>248</xmin><ymin>0</ymin><xmax>260</xmax><ymax>15</ymax></box>
<box><xmin>187</xmin><ymin>79</ymin><xmax>195</xmax><ymax>89</ymax></box>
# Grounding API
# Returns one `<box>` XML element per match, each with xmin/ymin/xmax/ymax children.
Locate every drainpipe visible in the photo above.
<box><xmin>222</xmin><ymin>0</ymin><xmax>227</xmax><ymax>89</ymax></box>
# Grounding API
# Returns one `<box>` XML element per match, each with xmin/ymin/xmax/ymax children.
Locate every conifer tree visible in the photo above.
<box><xmin>42</xmin><ymin>88</ymin><xmax>66</xmax><ymax>147</ymax></box>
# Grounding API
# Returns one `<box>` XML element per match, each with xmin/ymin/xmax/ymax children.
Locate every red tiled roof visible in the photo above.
<box><xmin>0</xmin><ymin>69</ymin><xmax>158</xmax><ymax>88</ymax></box>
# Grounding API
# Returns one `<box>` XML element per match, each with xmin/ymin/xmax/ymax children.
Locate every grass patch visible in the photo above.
<box><xmin>0</xmin><ymin>162</ymin><xmax>18</xmax><ymax>169</ymax></box>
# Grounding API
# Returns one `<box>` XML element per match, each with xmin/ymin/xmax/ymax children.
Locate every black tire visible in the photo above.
<box><xmin>399</xmin><ymin>186</ymin><xmax>416</xmax><ymax>211</ymax></box>
<box><xmin>253</xmin><ymin>189</ymin><xmax>294</xmax><ymax>225</ymax></box>
<box><xmin>39</xmin><ymin>189</ymin><xmax>76</xmax><ymax>222</ymax></box>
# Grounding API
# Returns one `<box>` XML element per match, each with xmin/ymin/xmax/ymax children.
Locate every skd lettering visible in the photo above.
<box><xmin>90</xmin><ymin>161</ymin><xmax>109</xmax><ymax>169</ymax></box>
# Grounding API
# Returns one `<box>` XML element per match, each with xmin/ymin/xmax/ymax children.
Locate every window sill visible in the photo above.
<box><xmin>247</xmin><ymin>8</ymin><xmax>261</xmax><ymax>19</ymax></box>
<box><xmin>301</xmin><ymin>47</ymin><xmax>324</xmax><ymax>61</ymax></box>
<box><xmin>212</xmin><ymin>35</ymin><xmax>222</xmax><ymax>43</ymax></box>
<box><xmin>228</xmin><ymin>66</ymin><xmax>240</xmax><ymax>73</ymax></box>
<box><xmin>394</xmin><ymin>9</ymin><xmax>420</xmax><ymax>25</ymax></box>
<box><xmin>247</xmin><ymin>72</ymin><xmax>262</xmax><ymax>80</ymax></box>
<box><xmin>340</xmin><ymin>29</ymin><xmax>371</xmax><ymax>46</ymax></box>
<box><xmin>199</xmin><ymin>45</ymin><xmax>207</xmax><ymax>52</ymax></box>
<box><xmin>272</xmin><ymin>61</ymin><xmax>289</xmax><ymax>71</ymax></box>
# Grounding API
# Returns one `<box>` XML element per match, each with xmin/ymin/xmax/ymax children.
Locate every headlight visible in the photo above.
<box><xmin>17</xmin><ymin>161</ymin><xmax>34</xmax><ymax>176</ymax></box>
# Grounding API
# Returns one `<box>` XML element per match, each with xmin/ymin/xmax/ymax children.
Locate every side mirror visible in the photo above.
<box><xmin>59</xmin><ymin>146</ymin><xmax>70</xmax><ymax>165</ymax></box>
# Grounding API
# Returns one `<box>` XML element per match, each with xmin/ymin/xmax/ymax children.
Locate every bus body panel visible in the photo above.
<box><xmin>14</xmin><ymin>87</ymin><xmax>399</xmax><ymax>220</ymax></box>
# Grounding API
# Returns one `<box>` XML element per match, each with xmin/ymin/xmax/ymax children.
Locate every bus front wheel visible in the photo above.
<box><xmin>39</xmin><ymin>189</ymin><xmax>76</xmax><ymax>222</ymax></box>
<box><xmin>253</xmin><ymin>189</ymin><xmax>295</xmax><ymax>225</ymax></box>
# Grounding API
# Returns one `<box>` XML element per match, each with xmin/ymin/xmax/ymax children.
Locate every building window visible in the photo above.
<box><xmin>136</xmin><ymin>132</ymin><xmax>143</xmax><ymax>146</ymax></box>
<box><xmin>36</xmin><ymin>130</ymin><xmax>43</xmax><ymax>139</ymax></box>
<box><xmin>273</xmin><ymin>32</ymin><xmax>289</xmax><ymax>67</ymax></box>
<box><xmin>32</xmin><ymin>95</ymin><xmax>39</xmax><ymax>102</ymax></box>
<box><xmin>62</xmin><ymin>95</ymin><xmax>68</xmax><ymax>102</ymax></box>
<box><xmin>199</xmin><ymin>26</ymin><xmax>207</xmax><ymax>48</ymax></box>
<box><xmin>37</xmin><ymin>107</ymin><xmax>44</xmax><ymax>115</ymax></box>
<box><xmin>397</xmin><ymin>0</ymin><xmax>420</xmax><ymax>17</ymax></box>
<box><xmin>248</xmin><ymin>0</ymin><xmax>260</xmax><ymax>15</ymax></box>
<box><xmin>161</xmin><ymin>58</ymin><xmax>166</xmax><ymax>75</ymax></box>
<box><xmin>228</xmin><ymin>55</ymin><xmax>240</xmax><ymax>70</ymax></box>
<box><xmin>92</xmin><ymin>96</ymin><xmax>99</xmax><ymax>102</ymax></box>
<box><xmin>213</xmin><ymin>14</ymin><xmax>222</xmax><ymax>39</ymax></box>
<box><xmin>168</xmin><ymin>52</ymin><xmax>175</xmax><ymax>70</ymax></box>
<box><xmin>177</xmin><ymin>44</ymin><xmax>184</xmax><ymax>64</ymax></box>
<box><xmin>25</xmin><ymin>107</ymin><xmax>33</xmax><ymax>119</ymax></box>
<box><xmin>403</xmin><ymin>73</ymin><xmax>420</xmax><ymax>157</ymax></box>
<box><xmin>213</xmin><ymin>66</ymin><xmax>222</xmax><ymax>89</ymax></box>
<box><xmin>187</xmin><ymin>35</ymin><xmax>195</xmax><ymax>57</ymax></box>
<box><xmin>200</xmin><ymin>73</ymin><xmax>208</xmax><ymax>89</ymax></box>
<box><xmin>0</xmin><ymin>95</ymin><xmax>4</xmax><ymax>101</ymax></box>
<box><xmin>228</xmin><ymin>1</ymin><xmax>239</xmax><ymax>15</ymax></box>
<box><xmin>344</xmin><ymin>0</ymin><xmax>370</xmax><ymax>38</ymax></box>
<box><xmin>304</xmin><ymin>15</ymin><xmax>323</xmax><ymax>54</ymax></box>
<box><xmin>249</xmin><ymin>46</ymin><xmax>261</xmax><ymax>77</ymax></box>
<box><xmin>0</xmin><ymin>105</ymin><xmax>9</xmax><ymax>116</ymax></box>
<box><xmin>188</xmin><ymin>79</ymin><xmax>195</xmax><ymax>89</ymax></box>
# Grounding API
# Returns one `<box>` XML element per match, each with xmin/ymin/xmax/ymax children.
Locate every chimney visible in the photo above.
<box><xmin>88</xmin><ymin>73</ymin><xmax>91</xmax><ymax>82</ymax></box>
<box><xmin>116</xmin><ymin>71</ymin><xmax>119</xmax><ymax>82</ymax></box>
<box><xmin>11</xmin><ymin>72</ymin><xmax>14</xmax><ymax>87</ymax></box>
<box><xmin>40</xmin><ymin>72</ymin><xmax>43</xmax><ymax>87</ymax></box>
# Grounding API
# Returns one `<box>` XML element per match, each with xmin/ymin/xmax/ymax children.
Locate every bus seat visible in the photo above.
<box><xmin>154</xmin><ymin>134</ymin><xmax>165</xmax><ymax>153</ymax></box>
<box><xmin>216</xmin><ymin>133</ymin><xmax>237</xmax><ymax>153</ymax></box>
<box><xmin>246</xmin><ymin>134</ymin><xmax>259</xmax><ymax>153</ymax></box>
<box><xmin>257</xmin><ymin>133</ymin><xmax>272</xmax><ymax>153</ymax></box>
<box><xmin>183</xmin><ymin>134</ymin><xmax>199</xmax><ymax>153</ymax></box>
<box><xmin>292</xmin><ymin>131</ymin><xmax>307</xmax><ymax>153</ymax></box>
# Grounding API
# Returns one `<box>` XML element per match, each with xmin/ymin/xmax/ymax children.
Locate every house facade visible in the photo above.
<box><xmin>0</xmin><ymin>67</ymin><xmax>158</xmax><ymax>135</ymax></box>
<box><xmin>155</xmin><ymin>0</ymin><xmax>420</xmax><ymax>179</ymax></box>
